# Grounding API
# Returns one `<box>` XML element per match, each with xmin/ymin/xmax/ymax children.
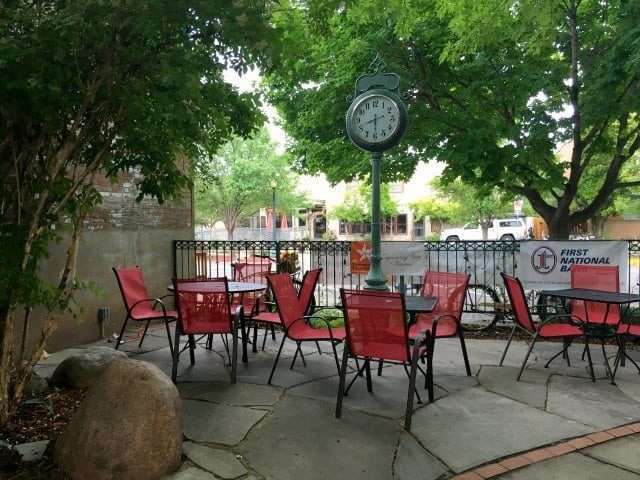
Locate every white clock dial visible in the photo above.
<box><xmin>351</xmin><ymin>94</ymin><xmax>400</xmax><ymax>144</ymax></box>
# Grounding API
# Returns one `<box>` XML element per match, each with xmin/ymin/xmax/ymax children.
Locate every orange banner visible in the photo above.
<box><xmin>350</xmin><ymin>241</ymin><xmax>372</xmax><ymax>275</ymax></box>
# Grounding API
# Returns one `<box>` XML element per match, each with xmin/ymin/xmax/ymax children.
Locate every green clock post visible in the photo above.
<box><xmin>346</xmin><ymin>56</ymin><xmax>408</xmax><ymax>290</ymax></box>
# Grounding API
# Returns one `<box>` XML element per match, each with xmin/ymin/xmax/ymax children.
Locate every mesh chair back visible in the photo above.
<box><xmin>172</xmin><ymin>277</ymin><xmax>233</xmax><ymax>335</ymax></box>
<box><xmin>267</xmin><ymin>274</ymin><xmax>305</xmax><ymax>329</ymax></box>
<box><xmin>421</xmin><ymin>270</ymin><xmax>470</xmax><ymax>319</ymax></box>
<box><xmin>113</xmin><ymin>266</ymin><xmax>152</xmax><ymax>315</ymax></box>
<box><xmin>298</xmin><ymin>269</ymin><xmax>322</xmax><ymax>315</ymax></box>
<box><xmin>501</xmin><ymin>273</ymin><xmax>536</xmax><ymax>332</ymax></box>
<box><xmin>571</xmin><ymin>265</ymin><xmax>620</xmax><ymax>324</ymax></box>
<box><xmin>340</xmin><ymin>289</ymin><xmax>411</xmax><ymax>362</ymax></box>
<box><xmin>233</xmin><ymin>259</ymin><xmax>273</xmax><ymax>311</ymax></box>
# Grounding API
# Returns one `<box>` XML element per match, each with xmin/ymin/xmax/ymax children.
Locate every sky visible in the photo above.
<box><xmin>223</xmin><ymin>68</ymin><xmax>287</xmax><ymax>152</ymax></box>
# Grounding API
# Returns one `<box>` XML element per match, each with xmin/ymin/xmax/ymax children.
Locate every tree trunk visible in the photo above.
<box><xmin>545</xmin><ymin>215</ymin><xmax>573</xmax><ymax>240</ymax></box>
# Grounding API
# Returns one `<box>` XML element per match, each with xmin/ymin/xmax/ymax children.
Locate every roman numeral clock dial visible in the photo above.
<box><xmin>346</xmin><ymin>89</ymin><xmax>407</xmax><ymax>153</ymax></box>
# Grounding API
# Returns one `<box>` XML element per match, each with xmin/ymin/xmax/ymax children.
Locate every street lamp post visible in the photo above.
<box><xmin>271</xmin><ymin>179</ymin><xmax>277</xmax><ymax>243</ymax></box>
<box><xmin>271</xmin><ymin>179</ymin><xmax>279</xmax><ymax>271</ymax></box>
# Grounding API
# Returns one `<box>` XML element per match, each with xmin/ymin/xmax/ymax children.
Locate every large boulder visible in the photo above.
<box><xmin>50</xmin><ymin>347</ymin><xmax>127</xmax><ymax>389</ymax></box>
<box><xmin>53</xmin><ymin>359</ymin><xmax>182</xmax><ymax>480</ymax></box>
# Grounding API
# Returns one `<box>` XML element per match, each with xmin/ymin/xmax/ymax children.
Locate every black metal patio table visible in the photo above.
<box><xmin>539</xmin><ymin>288</ymin><xmax>640</xmax><ymax>383</ymax></box>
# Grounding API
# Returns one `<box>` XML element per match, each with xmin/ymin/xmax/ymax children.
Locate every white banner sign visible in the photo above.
<box><xmin>518</xmin><ymin>241</ymin><xmax>629</xmax><ymax>291</ymax></box>
<box><xmin>381</xmin><ymin>241</ymin><xmax>426</xmax><ymax>275</ymax></box>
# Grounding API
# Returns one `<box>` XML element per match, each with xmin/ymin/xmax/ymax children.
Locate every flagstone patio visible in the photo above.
<box><xmin>36</xmin><ymin>327</ymin><xmax>640</xmax><ymax>479</ymax></box>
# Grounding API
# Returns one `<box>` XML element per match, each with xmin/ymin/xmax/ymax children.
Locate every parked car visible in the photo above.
<box><xmin>440</xmin><ymin>218</ymin><xmax>528</xmax><ymax>241</ymax></box>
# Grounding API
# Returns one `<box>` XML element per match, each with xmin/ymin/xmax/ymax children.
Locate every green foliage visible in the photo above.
<box><xmin>411</xmin><ymin>178</ymin><xmax>513</xmax><ymax>227</ymax></box>
<box><xmin>194</xmin><ymin>128</ymin><xmax>309</xmax><ymax>238</ymax></box>
<box><xmin>265</xmin><ymin>0</ymin><xmax>640</xmax><ymax>238</ymax></box>
<box><xmin>0</xmin><ymin>0</ymin><xmax>278</xmax><ymax>423</ymax></box>
<box><xmin>309</xmin><ymin>308</ymin><xmax>344</xmax><ymax>329</ymax></box>
<box><xmin>331</xmin><ymin>182</ymin><xmax>398</xmax><ymax>222</ymax></box>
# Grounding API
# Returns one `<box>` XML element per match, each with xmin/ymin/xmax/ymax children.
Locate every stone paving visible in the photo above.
<box><xmin>35</xmin><ymin>326</ymin><xmax>640</xmax><ymax>479</ymax></box>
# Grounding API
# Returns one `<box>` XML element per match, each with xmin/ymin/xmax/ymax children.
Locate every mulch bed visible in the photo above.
<box><xmin>0</xmin><ymin>389</ymin><xmax>86</xmax><ymax>480</ymax></box>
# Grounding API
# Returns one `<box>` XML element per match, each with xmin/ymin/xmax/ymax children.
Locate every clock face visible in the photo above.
<box><xmin>350</xmin><ymin>94</ymin><xmax>400</xmax><ymax>144</ymax></box>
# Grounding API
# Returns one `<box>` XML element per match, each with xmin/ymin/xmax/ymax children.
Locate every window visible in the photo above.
<box><xmin>381</xmin><ymin>215</ymin><xmax>408</xmax><ymax>234</ymax></box>
<box><xmin>499</xmin><ymin>220</ymin><xmax>523</xmax><ymax>227</ymax></box>
<box><xmin>413</xmin><ymin>218</ymin><xmax>424</xmax><ymax>238</ymax></box>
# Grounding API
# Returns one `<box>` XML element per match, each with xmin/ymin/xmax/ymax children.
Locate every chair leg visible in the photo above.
<box><xmin>404</xmin><ymin>354</ymin><xmax>420</xmax><ymax>431</ymax></box>
<box><xmin>459</xmin><ymin>330</ymin><xmax>472</xmax><ymax>376</ymax></box>
<box><xmin>241</xmin><ymin>319</ymin><xmax>249</xmax><ymax>364</ymax></box>
<box><xmin>345</xmin><ymin>361</ymin><xmax>367</xmax><ymax>395</ymax></box>
<box><xmin>221</xmin><ymin>333</ymin><xmax>231</xmax><ymax>365</ymax></box>
<box><xmin>171</xmin><ymin>325</ymin><xmax>181</xmax><ymax>383</ymax></box>
<box><xmin>499</xmin><ymin>324</ymin><xmax>518</xmax><ymax>366</ymax></box>
<box><xmin>164</xmin><ymin>318</ymin><xmax>174</xmax><ymax>357</ymax></box>
<box><xmin>262</xmin><ymin>327</ymin><xmax>268</xmax><ymax>351</ymax></box>
<box><xmin>517</xmin><ymin>333</ymin><xmax>539</xmax><ymax>381</ymax></box>
<box><xmin>138</xmin><ymin>320</ymin><xmax>151</xmax><ymax>348</ymax></box>
<box><xmin>188</xmin><ymin>335</ymin><xmax>196</xmax><ymax>365</ymax></box>
<box><xmin>271</xmin><ymin>324</ymin><xmax>276</xmax><ymax>340</ymax></box>
<box><xmin>402</xmin><ymin>363</ymin><xmax>422</xmax><ymax>404</ymax></box>
<box><xmin>335</xmin><ymin>344</ymin><xmax>351</xmax><ymax>419</ymax></box>
<box><xmin>377</xmin><ymin>360</ymin><xmax>383</xmax><ymax>376</ymax></box>
<box><xmin>252</xmin><ymin>324</ymin><xmax>259</xmax><ymax>353</ymax></box>
<box><xmin>231</xmin><ymin>318</ymin><xmax>238</xmax><ymax>384</ymax></box>
<box><xmin>115</xmin><ymin>317</ymin><xmax>130</xmax><ymax>350</ymax></box>
<box><xmin>331</xmin><ymin>341</ymin><xmax>341</xmax><ymax>373</ymax></box>
<box><xmin>365</xmin><ymin>359</ymin><xmax>373</xmax><ymax>392</ymax></box>
<box><xmin>268</xmin><ymin>335</ymin><xmax>287</xmax><ymax>384</ymax></box>
<box><xmin>601</xmin><ymin>336</ymin><xmax>614</xmax><ymax>383</ymax></box>
<box><xmin>316</xmin><ymin>341</ymin><xmax>322</xmax><ymax>355</ymax></box>
<box><xmin>426</xmin><ymin>336</ymin><xmax>435</xmax><ymax>402</ymax></box>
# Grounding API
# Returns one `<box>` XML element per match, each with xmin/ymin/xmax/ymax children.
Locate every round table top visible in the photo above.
<box><xmin>168</xmin><ymin>281</ymin><xmax>266</xmax><ymax>294</ymax></box>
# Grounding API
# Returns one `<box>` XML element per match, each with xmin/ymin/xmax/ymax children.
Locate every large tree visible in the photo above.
<box><xmin>331</xmin><ymin>181</ymin><xmax>398</xmax><ymax>223</ymax></box>
<box><xmin>266</xmin><ymin>0</ymin><xmax>640</xmax><ymax>239</ymax></box>
<box><xmin>195</xmin><ymin>128</ymin><xmax>309</xmax><ymax>239</ymax></box>
<box><xmin>0</xmin><ymin>0</ymin><xmax>277</xmax><ymax>425</ymax></box>
<box><xmin>411</xmin><ymin>178</ymin><xmax>516</xmax><ymax>239</ymax></box>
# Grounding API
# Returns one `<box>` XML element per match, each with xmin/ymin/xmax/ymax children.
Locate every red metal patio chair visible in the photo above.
<box><xmin>113</xmin><ymin>266</ymin><xmax>176</xmax><ymax>353</ymax></box>
<box><xmin>570</xmin><ymin>265</ymin><xmax>621</xmax><ymax>325</ymax></box>
<box><xmin>408</xmin><ymin>271</ymin><xmax>471</xmax><ymax>396</ymax></box>
<box><xmin>501</xmin><ymin>273</ymin><xmax>585</xmax><ymax>380</ymax></box>
<box><xmin>336</xmin><ymin>289</ymin><xmax>431</xmax><ymax>431</ymax></box>
<box><xmin>233</xmin><ymin>258</ymin><xmax>275</xmax><ymax>351</ymax></box>
<box><xmin>246</xmin><ymin>268</ymin><xmax>323</xmax><ymax>355</ymax></box>
<box><xmin>171</xmin><ymin>277</ymin><xmax>241</xmax><ymax>383</ymax></box>
<box><xmin>613</xmin><ymin>309</ymin><xmax>640</xmax><ymax>381</ymax></box>
<box><xmin>266</xmin><ymin>271</ymin><xmax>345</xmax><ymax>383</ymax></box>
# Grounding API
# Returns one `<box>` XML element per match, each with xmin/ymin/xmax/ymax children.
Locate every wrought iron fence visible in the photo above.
<box><xmin>173</xmin><ymin>239</ymin><xmax>640</xmax><ymax>327</ymax></box>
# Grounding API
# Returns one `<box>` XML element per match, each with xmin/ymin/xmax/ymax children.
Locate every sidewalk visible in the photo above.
<box><xmin>38</xmin><ymin>328</ymin><xmax>640</xmax><ymax>479</ymax></box>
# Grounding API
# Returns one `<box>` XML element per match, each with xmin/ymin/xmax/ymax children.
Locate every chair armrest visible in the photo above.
<box><xmin>538</xmin><ymin>313</ymin><xmax>584</xmax><ymax>328</ymax></box>
<box><xmin>130</xmin><ymin>297</ymin><xmax>170</xmax><ymax>318</ymax></box>
<box><xmin>430</xmin><ymin>313</ymin><xmax>458</xmax><ymax>338</ymax></box>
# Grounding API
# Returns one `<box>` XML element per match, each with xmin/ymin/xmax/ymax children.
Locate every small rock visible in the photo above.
<box><xmin>24</xmin><ymin>373</ymin><xmax>49</xmax><ymax>396</ymax></box>
<box><xmin>49</xmin><ymin>347</ymin><xmax>127</xmax><ymax>388</ymax></box>
<box><xmin>13</xmin><ymin>440</ymin><xmax>50</xmax><ymax>462</ymax></box>
<box><xmin>53</xmin><ymin>359</ymin><xmax>182</xmax><ymax>480</ymax></box>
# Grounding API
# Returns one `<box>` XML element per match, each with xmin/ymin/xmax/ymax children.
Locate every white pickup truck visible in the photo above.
<box><xmin>440</xmin><ymin>218</ymin><xmax>528</xmax><ymax>241</ymax></box>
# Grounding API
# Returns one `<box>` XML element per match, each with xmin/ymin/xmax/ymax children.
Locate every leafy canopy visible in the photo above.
<box><xmin>195</xmin><ymin>128</ymin><xmax>309</xmax><ymax>238</ymax></box>
<box><xmin>266</xmin><ymin>0</ymin><xmax>640</xmax><ymax>238</ymax></box>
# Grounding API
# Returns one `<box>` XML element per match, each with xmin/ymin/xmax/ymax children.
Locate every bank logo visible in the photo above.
<box><xmin>531</xmin><ymin>246</ymin><xmax>557</xmax><ymax>275</ymax></box>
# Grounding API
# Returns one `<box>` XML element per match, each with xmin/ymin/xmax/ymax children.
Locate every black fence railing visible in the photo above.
<box><xmin>173</xmin><ymin>239</ymin><xmax>640</xmax><ymax>329</ymax></box>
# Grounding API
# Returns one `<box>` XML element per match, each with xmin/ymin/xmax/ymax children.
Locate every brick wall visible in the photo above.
<box><xmin>86</xmin><ymin>169</ymin><xmax>192</xmax><ymax>230</ymax></box>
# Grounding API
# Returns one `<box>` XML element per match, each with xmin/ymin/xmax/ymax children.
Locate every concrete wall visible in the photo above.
<box><xmin>17</xmin><ymin>167</ymin><xmax>194</xmax><ymax>354</ymax></box>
